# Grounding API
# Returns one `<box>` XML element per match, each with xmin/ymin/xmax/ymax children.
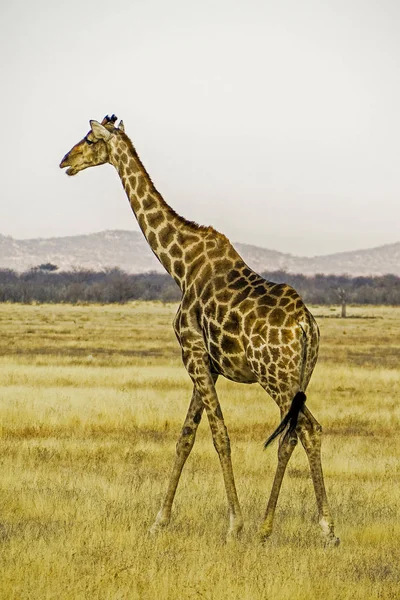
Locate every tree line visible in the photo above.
<box><xmin>0</xmin><ymin>265</ymin><xmax>399</xmax><ymax>305</ymax></box>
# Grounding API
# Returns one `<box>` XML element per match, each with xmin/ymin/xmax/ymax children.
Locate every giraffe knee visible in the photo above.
<box><xmin>299</xmin><ymin>421</ymin><xmax>322</xmax><ymax>451</ymax></box>
<box><xmin>302</xmin><ymin>410</ymin><xmax>322</xmax><ymax>434</ymax></box>
<box><xmin>310</xmin><ymin>421</ymin><xmax>322</xmax><ymax>440</ymax></box>
<box><xmin>212</xmin><ymin>428</ymin><xmax>231</xmax><ymax>457</ymax></box>
<box><xmin>282</xmin><ymin>433</ymin><xmax>298</xmax><ymax>448</ymax></box>
<box><xmin>176</xmin><ymin>426</ymin><xmax>195</xmax><ymax>454</ymax></box>
<box><xmin>313</xmin><ymin>421</ymin><xmax>322</xmax><ymax>433</ymax></box>
<box><xmin>278</xmin><ymin>433</ymin><xmax>297</xmax><ymax>458</ymax></box>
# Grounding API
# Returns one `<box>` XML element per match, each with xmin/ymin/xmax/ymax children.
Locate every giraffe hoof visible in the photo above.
<box><xmin>257</xmin><ymin>529</ymin><xmax>272</xmax><ymax>545</ymax></box>
<box><xmin>225</xmin><ymin>533</ymin><xmax>240</xmax><ymax>544</ymax></box>
<box><xmin>148</xmin><ymin>523</ymin><xmax>160</xmax><ymax>536</ymax></box>
<box><xmin>324</xmin><ymin>535</ymin><xmax>340</xmax><ymax>547</ymax></box>
<box><xmin>321</xmin><ymin>531</ymin><xmax>340</xmax><ymax>547</ymax></box>
<box><xmin>225</xmin><ymin>522</ymin><xmax>244</xmax><ymax>544</ymax></box>
<box><xmin>148</xmin><ymin>519</ymin><xmax>169</xmax><ymax>536</ymax></box>
<box><xmin>148</xmin><ymin>523</ymin><xmax>163</xmax><ymax>536</ymax></box>
<box><xmin>226</xmin><ymin>530</ymin><xmax>243</xmax><ymax>543</ymax></box>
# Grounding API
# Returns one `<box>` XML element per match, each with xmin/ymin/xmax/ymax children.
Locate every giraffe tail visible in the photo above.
<box><xmin>264</xmin><ymin>391</ymin><xmax>306</xmax><ymax>448</ymax></box>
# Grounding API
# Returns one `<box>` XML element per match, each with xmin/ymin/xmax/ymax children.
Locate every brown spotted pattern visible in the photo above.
<box><xmin>60</xmin><ymin>116</ymin><xmax>338</xmax><ymax>545</ymax></box>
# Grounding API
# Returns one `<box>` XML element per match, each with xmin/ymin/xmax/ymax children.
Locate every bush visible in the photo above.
<box><xmin>0</xmin><ymin>267</ymin><xmax>399</xmax><ymax>305</ymax></box>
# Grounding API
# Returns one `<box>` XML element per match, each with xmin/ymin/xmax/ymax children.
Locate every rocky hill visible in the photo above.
<box><xmin>0</xmin><ymin>230</ymin><xmax>399</xmax><ymax>276</ymax></box>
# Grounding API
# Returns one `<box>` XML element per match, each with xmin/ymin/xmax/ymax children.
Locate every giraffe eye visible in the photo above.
<box><xmin>85</xmin><ymin>136</ymin><xmax>94</xmax><ymax>146</ymax></box>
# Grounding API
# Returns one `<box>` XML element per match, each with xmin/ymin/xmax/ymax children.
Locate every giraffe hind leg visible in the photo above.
<box><xmin>259</xmin><ymin>428</ymin><xmax>298</xmax><ymax>542</ymax></box>
<box><xmin>204</xmin><ymin>400</ymin><xmax>244</xmax><ymax>540</ymax></box>
<box><xmin>182</xmin><ymin>338</ymin><xmax>243</xmax><ymax>541</ymax></box>
<box><xmin>259</xmin><ymin>390</ymin><xmax>339</xmax><ymax>545</ymax></box>
<box><xmin>297</xmin><ymin>410</ymin><xmax>340</xmax><ymax>546</ymax></box>
<box><xmin>259</xmin><ymin>386</ymin><xmax>303</xmax><ymax>541</ymax></box>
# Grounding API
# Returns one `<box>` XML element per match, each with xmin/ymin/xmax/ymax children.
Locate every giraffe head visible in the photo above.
<box><xmin>60</xmin><ymin>115</ymin><xmax>125</xmax><ymax>176</ymax></box>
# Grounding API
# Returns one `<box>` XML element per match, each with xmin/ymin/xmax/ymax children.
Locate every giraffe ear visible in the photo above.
<box><xmin>118</xmin><ymin>120</ymin><xmax>125</xmax><ymax>132</ymax></box>
<box><xmin>90</xmin><ymin>120</ymin><xmax>111</xmax><ymax>141</ymax></box>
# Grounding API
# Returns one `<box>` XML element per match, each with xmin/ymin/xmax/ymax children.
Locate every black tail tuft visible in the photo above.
<box><xmin>264</xmin><ymin>391</ymin><xmax>306</xmax><ymax>448</ymax></box>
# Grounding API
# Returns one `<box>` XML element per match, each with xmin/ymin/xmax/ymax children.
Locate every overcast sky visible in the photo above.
<box><xmin>1</xmin><ymin>0</ymin><xmax>399</xmax><ymax>256</ymax></box>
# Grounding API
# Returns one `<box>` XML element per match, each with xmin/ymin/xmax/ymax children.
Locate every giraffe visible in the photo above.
<box><xmin>60</xmin><ymin>115</ymin><xmax>339</xmax><ymax>545</ymax></box>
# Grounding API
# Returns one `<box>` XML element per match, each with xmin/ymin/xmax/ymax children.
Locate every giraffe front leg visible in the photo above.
<box><xmin>176</xmin><ymin>312</ymin><xmax>243</xmax><ymax>540</ymax></box>
<box><xmin>150</xmin><ymin>388</ymin><xmax>204</xmax><ymax>535</ymax></box>
<box><xmin>204</xmin><ymin>400</ymin><xmax>244</xmax><ymax>541</ymax></box>
<box><xmin>187</xmin><ymin>363</ymin><xmax>243</xmax><ymax>541</ymax></box>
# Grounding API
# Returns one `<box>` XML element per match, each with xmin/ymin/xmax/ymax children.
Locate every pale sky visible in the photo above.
<box><xmin>1</xmin><ymin>0</ymin><xmax>399</xmax><ymax>256</ymax></box>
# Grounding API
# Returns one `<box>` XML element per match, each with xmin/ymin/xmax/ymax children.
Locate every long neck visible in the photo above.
<box><xmin>108</xmin><ymin>134</ymin><xmax>211</xmax><ymax>289</ymax></box>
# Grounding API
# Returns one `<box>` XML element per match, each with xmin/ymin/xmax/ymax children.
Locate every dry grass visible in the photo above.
<box><xmin>0</xmin><ymin>302</ymin><xmax>399</xmax><ymax>599</ymax></box>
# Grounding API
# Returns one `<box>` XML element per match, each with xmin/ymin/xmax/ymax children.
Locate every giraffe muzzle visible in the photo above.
<box><xmin>60</xmin><ymin>154</ymin><xmax>77</xmax><ymax>176</ymax></box>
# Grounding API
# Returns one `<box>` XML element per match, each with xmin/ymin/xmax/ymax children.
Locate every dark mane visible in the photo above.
<box><xmin>120</xmin><ymin>131</ymin><xmax>227</xmax><ymax>240</ymax></box>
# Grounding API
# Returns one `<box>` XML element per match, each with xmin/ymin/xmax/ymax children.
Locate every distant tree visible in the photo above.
<box><xmin>336</xmin><ymin>287</ymin><xmax>348</xmax><ymax>318</ymax></box>
<box><xmin>38</xmin><ymin>263</ymin><xmax>58</xmax><ymax>272</ymax></box>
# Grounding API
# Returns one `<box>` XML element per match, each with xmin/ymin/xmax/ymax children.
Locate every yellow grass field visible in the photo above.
<box><xmin>0</xmin><ymin>302</ymin><xmax>399</xmax><ymax>599</ymax></box>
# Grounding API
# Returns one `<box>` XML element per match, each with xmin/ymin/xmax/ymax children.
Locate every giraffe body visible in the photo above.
<box><xmin>176</xmin><ymin>244</ymin><xmax>317</xmax><ymax>394</ymax></box>
<box><xmin>60</xmin><ymin>115</ymin><xmax>338</xmax><ymax>545</ymax></box>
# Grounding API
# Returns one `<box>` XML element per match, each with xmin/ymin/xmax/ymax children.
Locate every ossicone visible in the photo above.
<box><xmin>101</xmin><ymin>114</ymin><xmax>118</xmax><ymax>126</ymax></box>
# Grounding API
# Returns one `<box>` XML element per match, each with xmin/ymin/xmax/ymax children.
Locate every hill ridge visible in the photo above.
<box><xmin>0</xmin><ymin>230</ymin><xmax>399</xmax><ymax>276</ymax></box>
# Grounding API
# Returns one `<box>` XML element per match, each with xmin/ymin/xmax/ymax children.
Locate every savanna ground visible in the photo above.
<box><xmin>0</xmin><ymin>302</ymin><xmax>399</xmax><ymax>599</ymax></box>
